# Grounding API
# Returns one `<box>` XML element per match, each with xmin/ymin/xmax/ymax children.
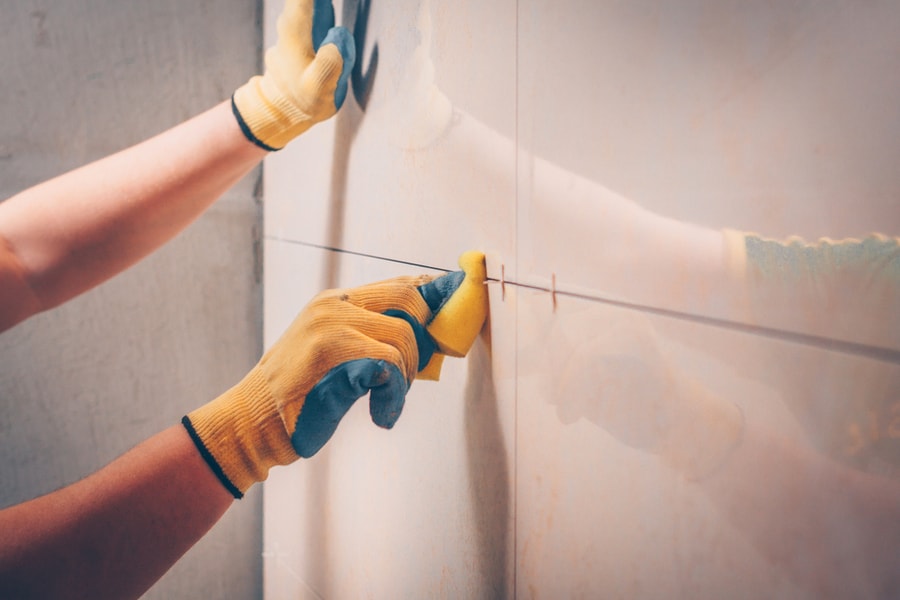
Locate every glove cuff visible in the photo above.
<box><xmin>183</xmin><ymin>368</ymin><xmax>298</xmax><ymax>498</ymax></box>
<box><xmin>231</xmin><ymin>92</ymin><xmax>281</xmax><ymax>152</ymax></box>
<box><xmin>232</xmin><ymin>77</ymin><xmax>314</xmax><ymax>151</ymax></box>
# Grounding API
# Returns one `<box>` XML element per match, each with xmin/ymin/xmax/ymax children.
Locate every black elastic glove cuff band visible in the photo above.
<box><xmin>181</xmin><ymin>415</ymin><xmax>244</xmax><ymax>499</ymax></box>
<box><xmin>231</xmin><ymin>95</ymin><xmax>281</xmax><ymax>153</ymax></box>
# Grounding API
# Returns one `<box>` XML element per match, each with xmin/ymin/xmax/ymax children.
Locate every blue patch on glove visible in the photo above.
<box><xmin>383</xmin><ymin>309</ymin><xmax>436</xmax><ymax>371</ymax></box>
<box><xmin>312</xmin><ymin>0</ymin><xmax>336</xmax><ymax>50</ymax></box>
<box><xmin>418</xmin><ymin>270</ymin><xmax>465</xmax><ymax>318</ymax></box>
<box><xmin>291</xmin><ymin>271</ymin><xmax>470</xmax><ymax>458</ymax></box>
<box><xmin>320</xmin><ymin>27</ymin><xmax>356</xmax><ymax>110</ymax></box>
<box><xmin>292</xmin><ymin>358</ymin><xmax>408</xmax><ymax>458</ymax></box>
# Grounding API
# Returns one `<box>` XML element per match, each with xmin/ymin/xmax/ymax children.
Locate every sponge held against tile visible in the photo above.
<box><xmin>416</xmin><ymin>251</ymin><xmax>489</xmax><ymax>380</ymax></box>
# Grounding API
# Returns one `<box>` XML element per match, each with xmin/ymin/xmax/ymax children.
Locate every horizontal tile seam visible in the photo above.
<box><xmin>265</xmin><ymin>236</ymin><xmax>900</xmax><ymax>366</ymax></box>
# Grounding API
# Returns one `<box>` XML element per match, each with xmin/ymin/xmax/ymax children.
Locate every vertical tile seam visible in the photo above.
<box><xmin>512</xmin><ymin>0</ymin><xmax>519</xmax><ymax>596</ymax></box>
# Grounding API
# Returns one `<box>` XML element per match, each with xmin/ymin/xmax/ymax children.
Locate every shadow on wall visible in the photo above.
<box><xmin>322</xmin><ymin>0</ymin><xmax>378</xmax><ymax>290</ymax></box>
<box><xmin>464</xmin><ymin>324</ymin><xmax>512</xmax><ymax>596</ymax></box>
<box><xmin>306</xmin><ymin>0</ymin><xmax>380</xmax><ymax>588</ymax></box>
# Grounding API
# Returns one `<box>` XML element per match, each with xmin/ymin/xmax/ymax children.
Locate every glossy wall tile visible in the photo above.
<box><xmin>263</xmin><ymin>241</ymin><xmax>516</xmax><ymax>598</ymax></box>
<box><xmin>515</xmin><ymin>290</ymin><xmax>899</xmax><ymax>598</ymax></box>
<box><xmin>516</xmin><ymin>0</ymin><xmax>900</xmax><ymax>352</ymax></box>
<box><xmin>263</xmin><ymin>0</ymin><xmax>900</xmax><ymax>598</ymax></box>
<box><xmin>264</xmin><ymin>0</ymin><xmax>518</xmax><ymax>280</ymax></box>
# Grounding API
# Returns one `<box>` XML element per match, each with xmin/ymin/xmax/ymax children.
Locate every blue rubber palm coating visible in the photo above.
<box><xmin>291</xmin><ymin>272</ymin><xmax>469</xmax><ymax>458</ymax></box>
<box><xmin>292</xmin><ymin>358</ymin><xmax>408</xmax><ymax>458</ymax></box>
<box><xmin>311</xmin><ymin>0</ymin><xmax>336</xmax><ymax>50</ymax></box>
<box><xmin>418</xmin><ymin>270</ymin><xmax>465</xmax><ymax>318</ymax></box>
<box><xmin>311</xmin><ymin>0</ymin><xmax>355</xmax><ymax>110</ymax></box>
<box><xmin>320</xmin><ymin>27</ymin><xmax>355</xmax><ymax>109</ymax></box>
<box><xmin>382</xmin><ymin>309</ymin><xmax>436</xmax><ymax>371</ymax></box>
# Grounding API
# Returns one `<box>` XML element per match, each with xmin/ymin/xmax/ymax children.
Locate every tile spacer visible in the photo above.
<box><xmin>551</xmin><ymin>273</ymin><xmax>558</xmax><ymax>312</ymax></box>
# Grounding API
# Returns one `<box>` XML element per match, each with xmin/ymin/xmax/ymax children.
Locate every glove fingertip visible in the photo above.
<box><xmin>418</xmin><ymin>270</ymin><xmax>465</xmax><ymax>315</ymax></box>
<box><xmin>292</xmin><ymin>358</ymin><xmax>380</xmax><ymax>458</ymax></box>
<box><xmin>369</xmin><ymin>362</ymin><xmax>409</xmax><ymax>429</ymax></box>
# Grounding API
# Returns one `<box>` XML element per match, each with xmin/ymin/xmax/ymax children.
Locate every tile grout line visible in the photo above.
<box><xmin>484</xmin><ymin>277</ymin><xmax>900</xmax><ymax>365</ymax></box>
<box><xmin>513</xmin><ymin>0</ymin><xmax>520</xmax><ymax>593</ymax></box>
<box><xmin>265</xmin><ymin>236</ymin><xmax>900</xmax><ymax>365</ymax></box>
<box><xmin>267</xmin><ymin>236</ymin><xmax>454</xmax><ymax>272</ymax></box>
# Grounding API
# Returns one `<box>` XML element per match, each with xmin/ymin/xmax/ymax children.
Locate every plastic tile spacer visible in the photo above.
<box><xmin>551</xmin><ymin>273</ymin><xmax>558</xmax><ymax>312</ymax></box>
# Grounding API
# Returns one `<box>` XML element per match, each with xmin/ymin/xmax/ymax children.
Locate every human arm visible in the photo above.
<box><xmin>0</xmin><ymin>260</ymin><xmax>487</xmax><ymax>598</ymax></box>
<box><xmin>0</xmin><ymin>425</ymin><xmax>233</xmax><ymax>600</ymax></box>
<box><xmin>0</xmin><ymin>102</ymin><xmax>266</xmax><ymax>331</ymax></box>
<box><xmin>0</xmin><ymin>0</ymin><xmax>355</xmax><ymax>333</ymax></box>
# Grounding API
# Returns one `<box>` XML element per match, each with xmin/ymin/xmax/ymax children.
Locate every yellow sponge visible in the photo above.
<box><xmin>417</xmin><ymin>251</ymin><xmax>489</xmax><ymax>380</ymax></box>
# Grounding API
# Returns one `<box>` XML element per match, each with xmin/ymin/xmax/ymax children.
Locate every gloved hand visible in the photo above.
<box><xmin>232</xmin><ymin>0</ymin><xmax>355</xmax><ymax>151</ymax></box>
<box><xmin>182</xmin><ymin>255</ymin><xmax>487</xmax><ymax>498</ymax></box>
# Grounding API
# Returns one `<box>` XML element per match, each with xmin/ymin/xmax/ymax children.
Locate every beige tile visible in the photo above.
<box><xmin>514</xmin><ymin>289</ymin><xmax>899</xmax><ymax>598</ymax></box>
<box><xmin>263</xmin><ymin>242</ymin><xmax>517</xmax><ymax>597</ymax></box>
<box><xmin>263</xmin><ymin>1</ymin><xmax>900</xmax><ymax>598</ymax></box>
<box><xmin>264</xmin><ymin>0</ymin><xmax>518</xmax><ymax>276</ymax></box>
<box><xmin>516</xmin><ymin>0</ymin><xmax>900</xmax><ymax>352</ymax></box>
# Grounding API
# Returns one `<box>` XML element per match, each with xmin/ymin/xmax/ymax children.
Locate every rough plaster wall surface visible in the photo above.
<box><xmin>0</xmin><ymin>2</ymin><xmax>264</xmax><ymax>598</ymax></box>
<box><xmin>263</xmin><ymin>0</ymin><xmax>899</xmax><ymax>598</ymax></box>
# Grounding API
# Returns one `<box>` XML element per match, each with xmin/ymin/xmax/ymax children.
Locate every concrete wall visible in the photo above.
<box><xmin>0</xmin><ymin>2</ymin><xmax>263</xmax><ymax>598</ymax></box>
<box><xmin>262</xmin><ymin>1</ymin><xmax>900</xmax><ymax>598</ymax></box>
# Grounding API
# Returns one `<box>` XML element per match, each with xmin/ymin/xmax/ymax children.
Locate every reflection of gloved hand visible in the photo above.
<box><xmin>182</xmin><ymin>256</ymin><xmax>487</xmax><ymax>498</ymax></box>
<box><xmin>550</xmin><ymin>308</ymin><xmax>744</xmax><ymax>480</ymax></box>
<box><xmin>233</xmin><ymin>0</ymin><xmax>355</xmax><ymax>151</ymax></box>
<box><xmin>372</xmin><ymin>0</ymin><xmax>454</xmax><ymax>149</ymax></box>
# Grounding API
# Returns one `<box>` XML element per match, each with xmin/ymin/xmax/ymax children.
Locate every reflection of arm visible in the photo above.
<box><xmin>430</xmin><ymin>110</ymin><xmax>729</xmax><ymax>315</ymax></box>
<box><xmin>656</xmin><ymin>354</ymin><xmax>900</xmax><ymax>598</ymax></box>
<box><xmin>553</xmin><ymin>307</ymin><xmax>900</xmax><ymax>596</ymax></box>
<box><xmin>0</xmin><ymin>101</ymin><xmax>267</xmax><ymax>332</ymax></box>
<box><xmin>431</xmin><ymin>106</ymin><xmax>900</xmax><ymax>349</ymax></box>
<box><xmin>724</xmin><ymin>231</ymin><xmax>900</xmax><ymax>351</ymax></box>
<box><xmin>528</xmin><ymin>155</ymin><xmax>725</xmax><ymax>310</ymax></box>
<box><xmin>689</xmin><ymin>404</ymin><xmax>900</xmax><ymax>598</ymax></box>
<box><xmin>0</xmin><ymin>426</ymin><xmax>233</xmax><ymax>599</ymax></box>
<box><xmin>653</xmin><ymin>374</ymin><xmax>900</xmax><ymax>597</ymax></box>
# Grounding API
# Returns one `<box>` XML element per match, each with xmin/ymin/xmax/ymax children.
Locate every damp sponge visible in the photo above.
<box><xmin>416</xmin><ymin>250</ymin><xmax>489</xmax><ymax>380</ymax></box>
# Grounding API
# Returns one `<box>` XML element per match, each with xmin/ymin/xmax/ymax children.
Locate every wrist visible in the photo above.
<box><xmin>183</xmin><ymin>368</ymin><xmax>298</xmax><ymax>498</ymax></box>
<box><xmin>231</xmin><ymin>89</ymin><xmax>282</xmax><ymax>152</ymax></box>
<box><xmin>232</xmin><ymin>77</ymin><xmax>309</xmax><ymax>152</ymax></box>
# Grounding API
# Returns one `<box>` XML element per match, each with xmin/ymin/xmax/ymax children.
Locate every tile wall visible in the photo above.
<box><xmin>263</xmin><ymin>1</ymin><xmax>900</xmax><ymax>597</ymax></box>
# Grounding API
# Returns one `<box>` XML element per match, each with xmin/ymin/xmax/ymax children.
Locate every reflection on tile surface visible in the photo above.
<box><xmin>263</xmin><ymin>0</ymin><xmax>900</xmax><ymax>597</ymax></box>
<box><xmin>264</xmin><ymin>0</ymin><xmax>517</xmax><ymax>274</ymax></box>
<box><xmin>517</xmin><ymin>290</ymin><xmax>899</xmax><ymax>598</ymax></box>
<box><xmin>517</xmin><ymin>0</ymin><xmax>900</xmax><ymax>352</ymax></box>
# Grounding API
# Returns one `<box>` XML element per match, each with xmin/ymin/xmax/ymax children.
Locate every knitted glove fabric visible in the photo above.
<box><xmin>182</xmin><ymin>255</ymin><xmax>489</xmax><ymax>498</ymax></box>
<box><xmin>183</xmin><ymin>275</ymin><xmax>432</xmax><ymax>497</ymax></box>
<box><xmin>232</xmin><ymin>0</ymin><xmax>355</xmax><ymax>150</ymax></box>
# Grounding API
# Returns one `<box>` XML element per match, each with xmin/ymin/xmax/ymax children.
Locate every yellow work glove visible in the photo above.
<box><xmin>232</xmin><ymin>0</ymin><xmax>355</xmax><ymax>151</ymax></box>
<box><xmin>182</xmin><ymin>256</ymin><xmax>487</xmax><ymax>499</ymax></box>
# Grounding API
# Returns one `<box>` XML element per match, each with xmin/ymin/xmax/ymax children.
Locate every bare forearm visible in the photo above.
<box><xmin>0</xmin><ymin>100</ymin><xmax>267</xmax><ymax>315</ymax></box>
<box><xmin>0</xmin><ymin>425</ymin><xmax>233</xmax><ymax>600</ymax></box>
